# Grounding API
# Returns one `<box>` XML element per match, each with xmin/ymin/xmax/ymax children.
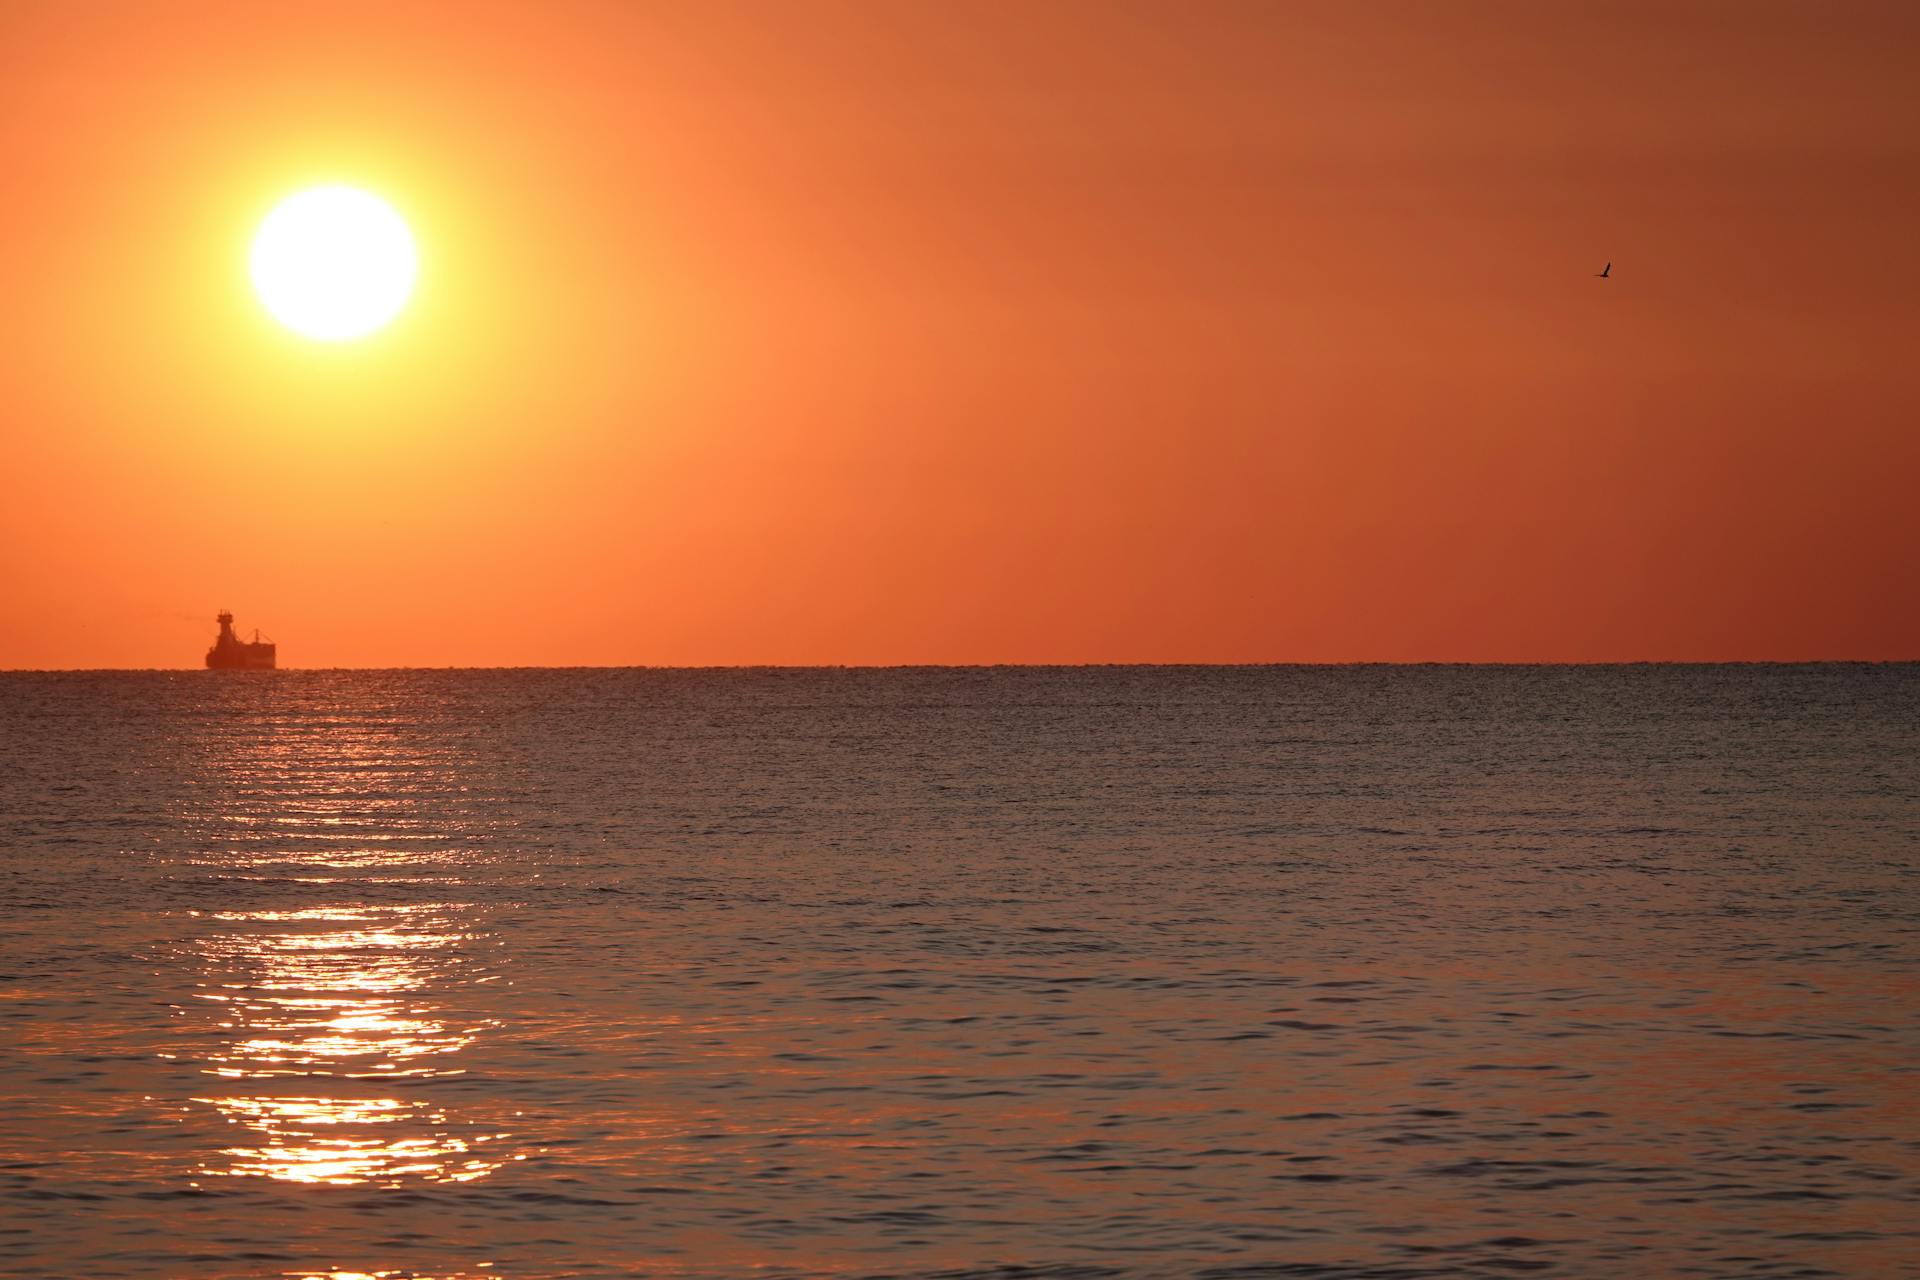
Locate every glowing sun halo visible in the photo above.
<box><xmin>251</xmin><ymin>185</ymin><xmax>417</xmax><ymax>340</ymax></box>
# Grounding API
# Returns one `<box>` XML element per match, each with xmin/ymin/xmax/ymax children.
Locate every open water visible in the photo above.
<box><xmin>1</xmin><ymin>666</ymin><xmax>1916</xmax><ymax>1279</ymax></box>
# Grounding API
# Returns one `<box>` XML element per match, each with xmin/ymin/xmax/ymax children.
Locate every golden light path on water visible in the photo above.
<box><xmin>189</xmin><ymin>902</ymin><xmax>513</xmax><ymax>1186</ymax></box>
<box><xmin>285</xmin><ymin>1274</ymin><xmax>501</xmax><ymax>1280</ymax></box>
<box><xmin>171</xmin><ymin>706</ymin><xmax>524</xmax><ymax>1197</ymax></box>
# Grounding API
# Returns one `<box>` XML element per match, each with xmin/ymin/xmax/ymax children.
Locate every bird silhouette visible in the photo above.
<box><xmin>1596</xmin><ymin>262</ymin><xmax>1612</xmax><ymax>279</ymax></box>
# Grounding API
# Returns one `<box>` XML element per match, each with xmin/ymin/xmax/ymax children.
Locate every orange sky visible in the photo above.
<box><xmin>2</xmin><ymin>1</ymin><xmax>1916</xmax><ymax>667</ymax></box>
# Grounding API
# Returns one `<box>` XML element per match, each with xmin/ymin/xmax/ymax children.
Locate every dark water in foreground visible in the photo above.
<box><xmin>1</xmin><ymin>666</ymin><xmax>1916</xmax><ymax>1279</ymax></box>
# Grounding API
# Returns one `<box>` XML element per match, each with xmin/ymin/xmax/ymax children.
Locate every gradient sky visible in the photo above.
<box><xmin>2</xmin><ymin>1</ymin><xmax>1916</xmax><ymax>667</ymax></box>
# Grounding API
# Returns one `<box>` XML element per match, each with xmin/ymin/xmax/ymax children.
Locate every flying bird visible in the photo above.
<box><xmin>1596</xmin><ymin>262</ymin><xmax>1612</xmax><ymax>279</ymax></box>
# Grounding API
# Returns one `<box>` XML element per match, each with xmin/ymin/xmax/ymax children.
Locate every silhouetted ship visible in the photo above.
<box><xmin>206</xmin><ymin>611</ymin><xmax>276</xmax><ymax>670</ymax></box>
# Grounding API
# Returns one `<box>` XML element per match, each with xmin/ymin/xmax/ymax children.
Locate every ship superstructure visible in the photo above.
<box><xmin>206</xmin><ymin>611</ymin><xmax>277</xmax><ymax>670</ymax></box>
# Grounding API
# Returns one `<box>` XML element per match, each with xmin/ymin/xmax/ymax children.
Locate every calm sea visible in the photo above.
<box><xmin>1</xmin><ymin>666</ymin><xmax>1916</xmax><ymax>1279</ymax></box>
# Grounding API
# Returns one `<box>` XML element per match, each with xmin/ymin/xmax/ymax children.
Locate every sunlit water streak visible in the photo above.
<box><xmin>188</xmin><ymin>902</ymin><xmax>509</xmax><ymax>1186</ymax></box>
<box><xmin>1</xmin><ymin>666</ymin><xmax>1917</xmax><ymax>1279</ymax></box>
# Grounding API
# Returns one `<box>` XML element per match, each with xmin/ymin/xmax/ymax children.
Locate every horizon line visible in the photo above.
<box><xmin>3</xmin><ymin>658</ymin><xmax>1916</xmax><ymax>674</ymax></box>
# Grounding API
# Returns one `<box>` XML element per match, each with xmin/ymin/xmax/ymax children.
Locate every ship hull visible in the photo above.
<box><xmin>206</xmin><ymin>644</ymin><xmax>276</xmax><ymax>670</ymax></box>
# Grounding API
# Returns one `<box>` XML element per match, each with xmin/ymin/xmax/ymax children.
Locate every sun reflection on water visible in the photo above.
<box><xmin>283</xmin><ymin>1272</ymin><xmax>501</xmax><ymax>1280</ymax></box>
<box><xmin>201</xmin><ymin>1095</ymin><xmax>507</xmax><ymax>1185</ymax></box>
<box><xmin>189</xmin><ymin>901</ymin><xmax>513</xmax><ymax>1186</ymax></box>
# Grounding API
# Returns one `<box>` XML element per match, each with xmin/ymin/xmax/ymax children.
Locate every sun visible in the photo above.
<box><xmin>251</xmin><ymin>185</ymin><xmax>417</xmax><ymax>341</ymax></box>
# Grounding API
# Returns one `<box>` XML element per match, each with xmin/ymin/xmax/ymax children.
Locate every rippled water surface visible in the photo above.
<box><xmin>2</xmin><ymin>666</ymin><xmax>1916</xmax><ymax>1279</ymax></box>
